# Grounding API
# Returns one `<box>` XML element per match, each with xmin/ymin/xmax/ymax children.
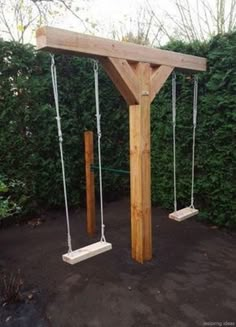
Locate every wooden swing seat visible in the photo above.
<box><xmin>169</xmin><ymin>207</ymin><xmax>199</xmax><ymax>222</ymax></box>
<box><xmin>62</xmin><ymin>241</ymin><xmax>112</xmax><ymax>265</ymax></box>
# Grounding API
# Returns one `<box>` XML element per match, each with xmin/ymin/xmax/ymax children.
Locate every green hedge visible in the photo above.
<box><xmin>0</xmin><ymin>33</ymin><xmax>235</xmax><ymax>227</ymax></box>
<box><xmin>0</xmin><ymin>41</ymin><xmax>129</xmax><ymax>217</ymax></box>
<box><xmin>151</xmin><ymin>34</ymin><xmax>236</xmax><ymax>227</ymax></box>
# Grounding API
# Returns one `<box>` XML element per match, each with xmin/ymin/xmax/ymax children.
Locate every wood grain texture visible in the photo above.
<box><xmin>36</xmin><ymin>26</ymin><xmax>207</xmax><ymax>72</ymax></box>
<box><xmin>169</xmin><ymin>207</ymin><xmax>199</xmax><ymax>222</ymax></box>
<box><xmin>129</xmin><ymin>63</ymin><xmax>152</xmax><ymax>263</ymax></box>
<box><xmin>84</xmin><ymin>131</ymin><xmax>96</xmax><ymax>236</ymax></box>
<box><xmin>150</xmin><ymin>65</ymin><xmax>174</xmax><ymax>102</ymax></box>
<box><xmin>138</xmin><ymin>63</ymin><xmax>152</xmax><ymax>262</ymax></box>
<box><xmin>62</xmin><ymin>241</ymin><xmax>112</xmax><ymax>265</ymax></box>
<box><xmin>100</xmin><ymin>57</ymin><xmax>139</xmax><ymax>105</ymax></box>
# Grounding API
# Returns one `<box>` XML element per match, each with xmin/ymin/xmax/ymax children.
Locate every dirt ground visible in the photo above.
<box><xmin>0</xmin><ymin>198</ymin><xmax>236</xmax><ymax>327</ymax></box>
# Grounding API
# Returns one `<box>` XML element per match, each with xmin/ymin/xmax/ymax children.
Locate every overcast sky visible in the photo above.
<box><xmin>54</xmin><ymin>0</ymin><xmax>174</xmax><ymax>36</ymax></box>
<box><xmin>0</xmin><ymin>0</ymin><xmax>232</xmax><ymax>44</ymax></box>
<box><xmin>47</xmin><ymin>0</ymin><xmax>176</xmax><ymax>45</ymax></box>
<box><xmin>51</xmin><ymin>0</ymin><xmax>222</xmax><ymax>42</ymax></box>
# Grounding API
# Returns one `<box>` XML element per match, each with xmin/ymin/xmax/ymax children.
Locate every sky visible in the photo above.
<box><xmin>61</xmin><ymin>0</ymin><xmax>173</xmax><ymax>34</ymax></box>
<box><xmin>57</xmin><ymin>0</ymin><xmax>146</xmax><ymax>35</ymax></box>
<box><xmin>90</xmin><ymin>0</ymin><xmax>143</xmax><ymax>20</ymax></box>
<box><xmin>0</xmin><ymin>0</ymin><xmax>233</xmax><ymax>44</ymax></box>
<box><xmin>49</xmin><ymin>0</ymin><xmax>175</xmax><ymax>45</ymax></box>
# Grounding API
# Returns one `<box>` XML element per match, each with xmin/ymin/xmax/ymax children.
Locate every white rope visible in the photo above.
<box><xmin>190</xmin><ymin>75</ymin><xmax>198</xmax><ymax>208</ymax></box>
<box><xmin>50</xmin><ymin>54</ymin><xmax>72</xmax><ymax>253</ymax></box>
<box><xmin>172</xmin><ymin>72</ymin><xmax>177</xmax><ymax>212</ymax></box>
<box><xmin>93</xmin><ymin>60</ymin><xmax>106</xmax><ymax>243</ymax></box>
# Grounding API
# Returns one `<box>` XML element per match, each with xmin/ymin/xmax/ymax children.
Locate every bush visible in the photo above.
<box><xmin>0</xmin><ymin>33</ymin><xmax>235</xmax><ymax>227</ymax></box>
<box><xmin>151</xmin><ymin>35</ymin><xmax>236</xmax><ymax>227</ymax></box>
<box><xmin>0</xmin><ymin>176</ymin><xmax>24</xmax><ymax>220</ymax></box>
<box><xmin>0</xmin><ymin>41</ymin><xmax>129</xmax><ymax>214</ymax></box>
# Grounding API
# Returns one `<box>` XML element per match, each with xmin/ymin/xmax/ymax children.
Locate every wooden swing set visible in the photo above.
<box><xmin>36</xmin><ymin>26</ymin><xmax>207</xmax><ymax>264</ymax></box>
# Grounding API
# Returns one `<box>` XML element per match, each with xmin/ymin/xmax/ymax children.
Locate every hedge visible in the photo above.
<box><xmin>0</xmin><ymin>33</ymin><xmax>235</xmax><ymax>227</ymax></box>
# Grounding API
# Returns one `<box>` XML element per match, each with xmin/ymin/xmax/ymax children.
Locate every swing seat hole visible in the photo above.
<box><xmin>169</xmin><ymin>207</ymin><xmax>199</xmax><ymax>222</ymax></box>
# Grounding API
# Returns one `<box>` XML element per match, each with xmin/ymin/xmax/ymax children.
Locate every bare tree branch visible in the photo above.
<box><xmin>57</xmin><ymin>0</ymin><xmax>88</xmax><ymax>32</ymax></box>
<box><xmin>146</xmin><ymin>0</ymin><xmax>236</xmax><ymax>43</ymax></box>
<box><xmin>0</xmin><ymin>3</ymin><xmax>15</xmax><ymax>41</ymax></box>
<box><xmin>196</xmin><ymin>0</ymin><xmax>205</xmax><ymax>40</ymax></box>
<box><xmin>145</xmin><ymin>0</ymin><xmax>172</xmax><ymax>41</ymax></box>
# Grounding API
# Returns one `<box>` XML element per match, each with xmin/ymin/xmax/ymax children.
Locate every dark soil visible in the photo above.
<box><xmin>0</xmin><ymin>198</ymin><xmax>236</xmax><ymax>327</ymax></box>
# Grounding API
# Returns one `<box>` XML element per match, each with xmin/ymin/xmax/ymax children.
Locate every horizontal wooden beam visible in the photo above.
<box><xmin>36</xmin><ymin>26</ymin><xmax>207</xmax><ymax>72</ymax></box>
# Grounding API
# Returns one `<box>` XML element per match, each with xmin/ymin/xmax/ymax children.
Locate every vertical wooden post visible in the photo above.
<box><xmin>84</xmin><ymin>131</ymin><xmax>96</xmax><ymax>236</ymax></box>
<box><xmin>129</xmin><ymin>63</ymin><xmax>152</xmax><ymax>263</ymax></box>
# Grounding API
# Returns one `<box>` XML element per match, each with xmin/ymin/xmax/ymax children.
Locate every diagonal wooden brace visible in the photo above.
<box><xmin>150</xmin><ymin>65</ymin><xmax>174</xmax><ymax>102</ymax></box>
<box><xmin>100</xmin><ymin>57</ymin><xmax>139</xmax><ymax>105</ymax></box>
